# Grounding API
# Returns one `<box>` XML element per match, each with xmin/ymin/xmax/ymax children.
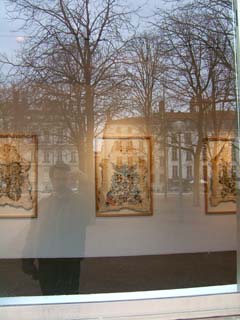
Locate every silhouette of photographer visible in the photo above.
<box><xmin>22</xmin><ymin>161</ymin><xmax>90</xmax><ymax>295</ymax></box>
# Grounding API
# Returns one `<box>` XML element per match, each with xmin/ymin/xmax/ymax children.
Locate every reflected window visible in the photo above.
<box><xmin>57</xmin><ymin>129</ymin><xmax>63</xmax><ymax>144</ymax></box>
<box><xmin>172</xmin><ymin>147</ymin><xmax>178</xmax><ymax>161</ymax></box>
<box><xmin>171</xmin><ymin>134</ymin><xmax>178</xmax><ymax>144</ymax></box>
<box><xmin>172</xmin><ymin>165</ymin><xmax>178</xmax><ymax>178</ymax></box>
<box><xmin>71</xmin><ymin>151</ymin><xmax>76</xmax><ymax>163</ymax></box>
<box><xmin>43</xmin><ymin>151</ymin><xmax>50</xmax><ymax>163</ymax></box>
<box><xmin>186</xmin><ymin>151</ymin><xmax>192</xmax><ymax>161</ymax></box>
<box><xmin>57</xmin><ymin>150</ymin><xmax>63</xmax><ymax>161</ymax></box>
<box><xmin>187</xmin><ymin>166</ymin><xmax>193</xmax><ymax>179</ymax></box>
<box><xmin>44</xmin><ymin>130</ymin><xmax>50</xmax><ymax>143</ymax></box>
<box><xmin>185</xmin><ymin>133</ymin><xmax>192</xmax><ymax>145</ymax></box>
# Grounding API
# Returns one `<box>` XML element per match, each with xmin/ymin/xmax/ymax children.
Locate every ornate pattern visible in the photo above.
<box><xmin>204</xmin><ymin>138</ymin><xmax>236</xmax><ymax>214</ymax></box>
<box><xmin>96</xmin><ymin>137</ymin><xmax>152</xmax><ymax>216</ymax></box>
<box><xmin>105</xmin><ymin>164</ymin><xmax>143</xmax><ymax>208</ymax></box>
<box><xmin>0</xmin><ymin>135</ymin><xmax>37</xmax><ymax>218</ymax></box>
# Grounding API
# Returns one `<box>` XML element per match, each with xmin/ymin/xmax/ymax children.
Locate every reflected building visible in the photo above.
<box><xmin>38</xmin><ymin>126</ymin><xmax>79</xmax><ymax>193</ymax></box>
<box><xmin>100</xmin><ymin>101</ymin><xmax>236</xmax><ymax>195</ymax></box>
<box><xmin>0</xmin><ymin>88</ymin><xmax>236</xmax><ymax>196</ymax></box>
<box><xmin>0</xmin><ymin>94</ymin><xmax>80</xmax><ymax>194</ymax></box>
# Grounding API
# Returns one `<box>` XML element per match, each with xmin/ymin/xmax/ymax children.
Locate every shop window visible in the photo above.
<box><xmin>0</xmin><ymin>0</ymin><xmax>238</xmax><ymax>309</ymax></box>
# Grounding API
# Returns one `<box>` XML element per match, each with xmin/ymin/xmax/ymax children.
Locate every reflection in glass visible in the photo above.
<box><xmin>0</xmin><ymin>0</ymin><xmax>238</xmax><ymax>296</ymax></box>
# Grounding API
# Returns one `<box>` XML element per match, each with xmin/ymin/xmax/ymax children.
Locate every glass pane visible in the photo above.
<box><xmin>233</xmin><ymin>0</ymin><xmax>240</xmax><ymax>292</ymax></box>
<box><xmin>0</xmin><ymin>0</ymin><xmax>238</xmax><ymax>297</ymax></box>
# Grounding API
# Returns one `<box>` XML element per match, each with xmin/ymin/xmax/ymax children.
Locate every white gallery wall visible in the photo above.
<box><xmin>0</xmin><ymin>192</ymin><xmax>236</xmax><ymax>258</ymax></box>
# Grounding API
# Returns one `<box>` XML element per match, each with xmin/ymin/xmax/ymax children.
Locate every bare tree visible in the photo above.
<box><xmin>155</xmin><ymin>0</ymin><xmax>235</xmax><ymax>205</ymax></box>
<box><xmin>161</xmin><ymin>0</ymin><xmax>234</xmax><ymax>71</ymax></box>
<box><xmin>3</xmin><ymin>0</ymin><xmax>136</xmax><ymax>178</ymax></box>
<box><xmin>124</xmin><ymin>33</ymin><xmax>165</xmax><ymax>122</ymax></box>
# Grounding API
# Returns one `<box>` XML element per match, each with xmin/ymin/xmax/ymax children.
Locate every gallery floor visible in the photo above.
<box><xmin>0</xmin><ymin>251</ymin><xmax>236</xmax><ymax>297</ymax></box>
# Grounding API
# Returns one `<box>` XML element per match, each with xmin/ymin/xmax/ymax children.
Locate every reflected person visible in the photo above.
<box><xmin>22</xmin><ymin>161</ymin><xmax>90</xmax><ymax>295</ymax></box>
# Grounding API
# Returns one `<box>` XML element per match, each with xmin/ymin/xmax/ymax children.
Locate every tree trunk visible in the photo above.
<box><xmin>77</xmin><ymin>142</ymin><xmax>86</xmax><ymax>172</ymax></box>
<box><xmin>193</xmin><ymin>147</ymin><xmax>201</xmax><ymax>206</ymax></box>
<box><xmin>85</xmin><ymin>84</ymin><xmax>94</xmax><ymax>181</ymax></box>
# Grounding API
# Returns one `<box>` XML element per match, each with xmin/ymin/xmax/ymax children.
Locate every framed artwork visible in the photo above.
<box><xmin>0</xmin><ymin>134</ymin><xmax>38</xmax><ymax>218</ymax></box>
<box><xmin>203</xmin><ymin>137</ymin><xmax>236</xmax><ymax>214</ymax></box>
<box><xmin>95</xmin><ymin>136</ymin><xmax>152</xmax><ymax>217</ymax></box>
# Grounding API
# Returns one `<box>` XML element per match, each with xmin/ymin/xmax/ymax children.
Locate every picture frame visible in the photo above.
<box><xmin>95</xmin><ymin>136</ymin><xmax>153</xmax><ymax>217</ymax></box>
<box><xmin>0</xmin><ymin>134</ymin><xmax>38</xmax><ymax>218</ymax></box>
<box><xmin>203</xmin><ymin>137</ymin><xmax>236</xmax><ymax>214</ymax></box>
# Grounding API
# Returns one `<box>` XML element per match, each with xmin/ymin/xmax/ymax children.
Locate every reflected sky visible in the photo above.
<box><xmin>0</xmin><ymin>0</ymin><xmax>166</xmax><ymax>55</ymax></box>
<box><xmin>0</xmin><ymin>1</ymin><xmax>24</xmax><ymax>54</ymax></box>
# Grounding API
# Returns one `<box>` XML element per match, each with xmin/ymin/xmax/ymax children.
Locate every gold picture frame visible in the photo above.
<box><xmin>203</xmin><ymin>137</ymin><xmax>236</xmax><ymax>214</ymax></box>
<box><xmin>95</xmin><ymin>136</ymin><xmax>153</xmax><ymax>217</ymax></box>
<box><xmin>0</xmin><ymin>134</ymin><xmax>38</xmax><ymax>218</ymax></box>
